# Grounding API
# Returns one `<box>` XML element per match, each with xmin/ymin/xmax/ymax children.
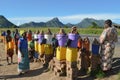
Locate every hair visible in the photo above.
<box><xmin>59</xmin><ymin>28</ymin><xmax>66</xmax><ymax>34</ymax></box>
<box><xmin>40</xmin><ymin>30</ymin><xmax>44</xmax><ymax>35</ymax></box>
<box><xmin>46</xmin><ymin>28</ymin><xmax>52</xmax><ymax>35</ymax></box>
<box><xmin>22</xmin><ymin>31</ymin><xmax>27</xmax><ymax>36</ymax></box>
<box><xmin>105</xmin><ymin>19</ymin><xmax>112</xmax><ymax>27</ymax></box>
<box><xmin>7</xmin><ymin>30</ymin><xmax>11</xmax><ymax>34</ymax></box>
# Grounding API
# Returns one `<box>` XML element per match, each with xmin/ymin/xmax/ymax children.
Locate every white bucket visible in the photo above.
<box><xmin>44</xmin><ymin>34</ymin><xmax>52</xmax><ymax>44</ymax></box>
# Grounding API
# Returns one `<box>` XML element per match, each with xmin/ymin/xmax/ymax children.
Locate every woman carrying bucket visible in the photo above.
<box><xmin>34</xmin><ymin>30</ymin><xmax>39</xmax><ymax>53</ymax></box>
<box><xmin>44</xmin><ymin>28</ymin><xmax>53</xmax><ymax>67</ymax></box>
<box><xmin>66</xmin><ymin>26</ymin><xmax>80</xmax><ymax>79</ymax></box>
<box><xmin>38</xmin><ymin>30</ymin><xmax>45</xmax><ymax>58</ymax></box>
<box><xmin>56</xmin><ymin>28</ymin><xmax>67</xmax><ymax>61</ymax></box>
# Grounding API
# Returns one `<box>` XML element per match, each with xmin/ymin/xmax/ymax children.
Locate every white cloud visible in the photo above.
<box><xmin>8</xmin><ymin>13</ymin><xmax>120</xmax><ymax>25</ymax></box>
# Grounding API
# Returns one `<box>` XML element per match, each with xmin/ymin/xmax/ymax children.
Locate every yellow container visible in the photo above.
<box><xmin>38</xmin><ymin>44</ymin><xmax>45</xmax><ymax>55</ymax></box>
<box><xmin>56</xmin><ymin>47</ymin><xmax>66</xmax><ymax>60</ymax></box>
<box><xmin>20</xmin><ymin>30</ymin><xmax>24</xmax><ymax>36</ymax></box>
<box><xmin>34</xmin><ymin>41</ymin><xmax>38</xmax><ymax>52</ymax></box>
<box><xmin>7</xmin><ymin>40</ymin><xmax>14</xmax><ymax>49</ymax></box>
<box><xmin>44</xmin><ymin>44</ymin><xmax>53</xmax><ymax>55</ymax></box>
<box><xmin>66</xmin><ymin>47</ymin><xmax>78</xmax><ymax>62</ymax></box>
<box><xmin>11</xmin><ymin>39</ymin><xmax>14</xmax><ymax>49</ymax></box>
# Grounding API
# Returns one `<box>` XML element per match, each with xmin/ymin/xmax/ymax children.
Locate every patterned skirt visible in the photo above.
<box><xmin>100</xmin><ymin>41</ymin><xmax>115</xmax><ymax>71</ymax></box>
<box><xmin>18</xmin><ymin>49</ymin><xmax>30</xmax><ymax>73</ymax></box>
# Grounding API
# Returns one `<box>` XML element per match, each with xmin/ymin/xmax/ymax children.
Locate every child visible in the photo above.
<box><xmin>28</xmin><ymin>39</ymin><xmax>35</xmax><ymax>62</ymax></box>
<box><xmin>6</xmin><ymin>30</ymin><xmax>14</xmax><ymax>65</ymax></box>
<box><xmin>81</xmin><ymin>37</ymin><xmax>90</xmax><ymax>73</ymax></box>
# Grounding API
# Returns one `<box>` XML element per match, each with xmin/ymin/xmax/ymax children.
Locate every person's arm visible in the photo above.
<box><xmin>99</xmin><ymin>30</ymin><xmax>107</xmax><ymax>44</ymax></box>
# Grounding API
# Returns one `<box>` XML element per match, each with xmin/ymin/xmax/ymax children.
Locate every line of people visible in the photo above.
<box><xmin>1</xmin><ymin>19</ymin><xmax>118</xmax><ymax>76</ymax></box>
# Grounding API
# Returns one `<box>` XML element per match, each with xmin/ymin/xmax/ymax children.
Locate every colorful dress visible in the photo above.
<box><xmin>99</xmin><ymin>27</ymin><xmax>118</xmax><ymax>71</ymax></box>
<box><xmin>81</xmin><ymin>38</ymin><xmax>90</xmax><ymax>70</ymax></box>
<box><xmin>34</xmin><ymin>33</ymin><xmax>38</xmax><ymax>52</ymax></box>
<box><xmin>6</xmin><ymin>36</ymin><xmax>14</xmax><ymax>58</ymax></box>
<box><xmin>18</xmin><ymin>38</ymin><xmax>30</xmax><ymax>72</ymax></box>
<box><xmin>14</xmin><ymin>33</ymin><xmax>20</xmax><ymax>54</ymax></box>
<box><xmin>27</xmin><ymin>32</ymin><xmax>32</xmax><ymax>49</ymax></box>
<box><xmin>38</xmin><ymin>34</ymin><xmax>45</xmax><ymax>55</ymax></box>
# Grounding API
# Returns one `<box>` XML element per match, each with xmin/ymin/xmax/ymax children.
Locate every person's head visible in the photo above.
<box><xmin>37</xmin><ymin>30</ymin><xmax>40</xmax><ymax>34</ymax></box>
<box><xmin>71</xmin><ymin>26</ymin><xmax>78</xmax><ymax>33</ymax></box>
<box><xmin>46</xmin><ymin>28</ymin><xmax>52</xmax><ymax>35</ymax></box>
<box><xmin>52</xmin><ymin>33</ymin><xmax>56</xmax><ymax>38</ymax></box>
<box><xmin>59</xmin><ymin>28</ymin><xmax>66</xmax><ymax>34</ymax></box>
<box><xmin>40</xmin><ymin>30</ymin><xmax>44</xmax><ymax>35</ymax></box>
<box><xmin>84</xmin><ymin>37</ymin><xmax>89</xmax><ymax>43</ymax></box>
<box><xmin>15</xmin><ymin>29</ymin><xmax>18</xmax><ymax>33</ymax></box>
<box><xmin>22</xmin><ymin>31</ymin><xmax>27</xmax><ymax>39</ymax></box>
<box><xmin>72</xmin><ymin>26</ymin><xmax>77</xmax><ymax>31</ymax></box>
<box><xmin>7</xmin><ymin>30</ymin><xmax>11</xmax><ymax>35</ymax></box>
<box><xmin>78</xmin><ymin>36</ymin><xmax>82</xmax><ymax>41</ymax></box>
<box><xmin>104</xmin><ymin>19</ymin><xmax>112</xmax><ymax>28</ymax></box>
<box><xmin>28</xmin><ymin>30</ymin><xmax>32</xmax><ymax>33</ymax></box>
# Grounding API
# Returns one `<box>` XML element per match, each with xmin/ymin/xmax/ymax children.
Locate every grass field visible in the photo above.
<box><xmin>0</xmin><ymin>27</ymin><xmax>120</xmax><ymax>36</ymax></box>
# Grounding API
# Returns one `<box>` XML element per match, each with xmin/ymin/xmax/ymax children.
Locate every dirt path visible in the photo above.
<box><xmin>0</xmin><ymin>36</ymin><xmax>120</xmax><ymax>80</ymax></box>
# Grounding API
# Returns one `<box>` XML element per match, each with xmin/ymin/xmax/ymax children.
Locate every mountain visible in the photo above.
<box><xmin>19</xmin><ymin>17</ymin><xmax>118</xmax><ymax>28</ymax></box>
<box><xmin>20</xmin><ymin>22</ymin><xmax>46</xmax><ymax>27</ymax></box>
<box><xmin>19</xmin><ymin>17</ymin><xmax>106</xmax><ymax>28</ymax></box>
<box><xmin>20</xmin><ymin>17</ymin><xmax>65</xmax><ymax>27</ymax></box>
<box><xmin>76</xmin><ymin>18</ymin><xmax>105</xmax><ymax>28</ymax></box>
<box><xmin>46</xmin><ymin>17</ymin><xmax>64</xmax><ymax>27</ymax></box>
<box><xmin>0</xmin><ymin>15</ymin><xmax>17</xmax><ymax>28</ymax></box>
<box><xmin>65</xmin><ymin>23</ymin><xmax>75</xmax><ymax>27</ymax></box>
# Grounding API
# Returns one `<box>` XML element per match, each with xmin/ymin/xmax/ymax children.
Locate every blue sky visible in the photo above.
<box><xmin>0</xmin><ymin>0</ymin><xmax>120</xmax><ymax>25</ymax></box>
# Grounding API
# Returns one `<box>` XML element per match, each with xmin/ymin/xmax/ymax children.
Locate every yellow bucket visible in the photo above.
<box><xmin>66</xmin><ymin>47</ymin><xmax>78</xmax><ymax>62</ymax></box>
<box><xmin>56</xmin><ymin>47</ymin><xmax>66</xmax><ymax>60</ymax></box>
<box><xmin>38</xmin><ymin>44</ymin><xmax>45</xmax><ymax>55</ymax></box>
<box><xmin>20</xmin><ymin>30</ymin><xmax>24</xmax><ymax>36</ymax></box>
<box><xmin>44</xmin><ymin>44</ymin><xmax>53</xmax><ymax>55</ymax></box>
<box><xmin>34</xmin><ymin>41</ymin><xmax>38</xmax><ymax>52</ymax></box>
<box><xmin>7</xmin><ymin>40</ymin><xmax>14</xmax><ymax>49</ymax></box>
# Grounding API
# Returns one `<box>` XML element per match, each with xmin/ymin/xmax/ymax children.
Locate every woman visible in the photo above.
<box><xmin>81</xmin><ymin>37</ymin><xmax>90</xmax><ymax>72</ymax></box>
<box><xmin>27</xmin><ymin>30</ymin><xmax>32</xmax><ymax>49</ymax></box>
<box><xmin>18</xmin><ymin>32</ymin><xmax>30</xmax><ymax>75</ymax></box>
<box><xmin>14</xmin><ymin>29</ymin><xmax>20</xmax><ymax>55</ymax></box>
<box><xmin>38</xmin><ymin>30</ymin><xmax>45</xmax><ymax>58</ymax></box>
<box><xmin>99</xmin><ymin>19</ymin><xmax>118</xmax><ymax>72</ymax></box>
<box><xmin>6</xmin><ymin>30</ymin><xmax>14</xmax><ymax>65</ymax></box>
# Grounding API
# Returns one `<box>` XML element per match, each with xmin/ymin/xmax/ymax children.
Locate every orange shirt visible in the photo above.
<box><xmin>27</xmin><ymin>33</ymin><xmax>32</xmax><ymax>41</ymax></box>
<box><xmin>77</xmin><ymin>40</ymin><xmax>82</xmax><ymax>49</ymax></box>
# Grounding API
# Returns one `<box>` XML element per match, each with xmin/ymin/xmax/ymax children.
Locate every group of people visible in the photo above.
<box><xmin>1</xmin><ymin>19</ymin><xmax>118</xmax><ymax>76</ymax></box>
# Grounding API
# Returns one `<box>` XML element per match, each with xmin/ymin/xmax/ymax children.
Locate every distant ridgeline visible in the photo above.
<box><xmin>0</xmin><ymin>15</ymin><xmax>17</xmax><ymax>28</ymax></box>
<box><xmin>0</xmin><ymin>15</ymin><xmax>119</xmax><ymax>28</ymax></box>
<box><xmin>19</xmin><ymin>17</ymin><xmax>105</xmax><ymax>28</ymax></box>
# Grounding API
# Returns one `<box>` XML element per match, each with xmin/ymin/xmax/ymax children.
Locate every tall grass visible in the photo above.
<box><xmin>0</xmin><ymin>27</ymin><xmax>120</xmax><ymax>35</ymax></box>
<box><xmin>117</xmin><ymin>72</ymin><xmax>120</xmax><ymax>80</ymax></box>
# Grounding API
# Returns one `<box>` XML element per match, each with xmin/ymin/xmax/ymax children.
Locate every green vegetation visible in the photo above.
<box><xmin>117</xmin><ymin>72</ymin><xmax>120</xmax><ymax>80</ymax></box>
<box><xmin>0</xmin><ymin>27</ymin><xmax>120</xmax><ymax>36</ymax></box>
<box><xmin>88</xmin><ymin>22</ymin><xmax>101</xmax><ymax>28</ymax></box>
